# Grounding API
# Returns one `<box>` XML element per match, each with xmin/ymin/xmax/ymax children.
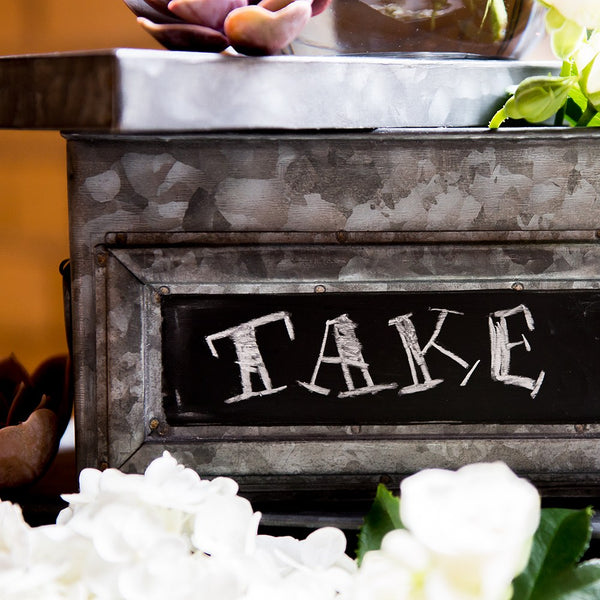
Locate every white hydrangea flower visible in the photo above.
<box><xmin>192</xmin><ymin>494</ymin><xmax>261</xmax><ymax>557</ymax></box>
<box><xmin>254</xmin><ymin>527</ymin><xmax>356</xmax><ymax>599</ymax></box>
<box><xmin>0</xmin><ymin>509</ymin><xmax>93</xmax><ymax>599</ymax></box>
<box><xmin>0</xmin><ymin>501</ymin><xmax>31</xmax><ymax>570</ymax></box>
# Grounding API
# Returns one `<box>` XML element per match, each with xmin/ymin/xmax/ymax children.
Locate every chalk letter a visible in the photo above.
<box><xmin>298</xmin><ymin>314</ymin><xmax>397</xmax><ymax>397</ymax></box>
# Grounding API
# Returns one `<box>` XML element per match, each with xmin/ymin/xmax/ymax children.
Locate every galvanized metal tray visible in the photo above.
<box><xmin>0</xmin><ymin>49</ymin><xmax>557</xmax><ymax>131</ymax></box>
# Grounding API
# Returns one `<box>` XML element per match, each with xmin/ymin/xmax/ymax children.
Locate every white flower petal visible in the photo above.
<box><xmin>543</xmin><ymin>0</ymin><xmax>600</xmax><ymax>30</ymax></box>
<box><xmin>300</xmin><ymin>527</ymin><xmax>347</xmax><ymax>570</ymax></box>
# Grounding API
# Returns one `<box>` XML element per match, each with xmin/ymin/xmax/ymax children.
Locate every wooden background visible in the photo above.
<box><xmin>0</xmin><ymin>2</ymin><xmax>551</xmax><ymax>373</ymax></box>
<box><xmin>0</xmin><ymin>1</ymin><xmax>160</xmax><ymax>372</ymax></box>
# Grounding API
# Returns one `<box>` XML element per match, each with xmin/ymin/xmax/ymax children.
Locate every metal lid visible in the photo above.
<box><xmin>0</xmin><ymin>49</ymin><xmax>557</xmax><ymax>131</ymax></box>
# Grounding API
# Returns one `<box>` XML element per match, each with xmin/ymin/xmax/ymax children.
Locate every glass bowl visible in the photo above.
<box><xmin>288</xmin><ymin>0</ymin><xmax>546</xmax><ymax>58</ymax></box>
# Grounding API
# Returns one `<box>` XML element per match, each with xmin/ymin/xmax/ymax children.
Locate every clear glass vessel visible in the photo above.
<box><xmin>289</xmin><ymin>0</ymin><xmax>545</xmax><ymax>58</ymax></box>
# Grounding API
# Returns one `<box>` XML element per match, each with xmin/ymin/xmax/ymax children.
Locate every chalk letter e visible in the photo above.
<box><xmin>489</xmin><ymin>304</ymin><xmax>545</xmax><ymax>399</ymax></box>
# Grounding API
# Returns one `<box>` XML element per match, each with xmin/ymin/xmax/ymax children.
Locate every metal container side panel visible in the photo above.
<box><xmin>66</xmin><ymin>130</ymin><xmax>600</xmax><ymax>236</ymax></box>
<box><xmin>66</xmin><ymin>130</ymin><xmax>600</xmax><ymax>484</ymax></box>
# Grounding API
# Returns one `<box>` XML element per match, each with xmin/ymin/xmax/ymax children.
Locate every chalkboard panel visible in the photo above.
<box><xmin>161</xmin><ymin>291</ymin><xmax>600</xmax><ymax>425</ymax></box>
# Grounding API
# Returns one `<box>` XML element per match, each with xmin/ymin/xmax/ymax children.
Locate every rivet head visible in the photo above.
<box><xmin>149</xmin><ymin>418</ymin><xmax>160</xmax><ymax>431</ymax></box>
<box><xmin>99</xmin><ymin>461</ymin><xmax>109</xmax><ymax>471</ymax></box>
<box><xmin>314</xmin><ymin>284</ymin><xmax>326</xmax><ymax>294</ymax></box>
<box><xmin>511</xmin><ymin>282</ymin><xmax>524</xmax><ymax>292</ymax></box>
<box><xmin>575</xmin><ymin>424</ymin><xmax>586</xmax><ymax>434</ymax></box>
<box><xmin>96</xmin><ymin>252</ymin><xmax>107</xmax><ymax>266</ymax></box>
<box><xmin>158</xmin><ymin>286</ymin><xmax>171</xmax><ymax>296</ymax></box>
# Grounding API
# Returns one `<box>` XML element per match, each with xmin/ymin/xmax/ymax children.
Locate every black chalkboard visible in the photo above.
<box><xmin>161</xmin><ymin>291</ymin><xmax>600</xmax><ymax>425</ymax></box>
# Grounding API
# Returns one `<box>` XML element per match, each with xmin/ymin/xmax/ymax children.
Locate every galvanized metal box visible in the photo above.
<box><xmin>67</xmin><ymin>128</ymin><xmax>600</xmax><ymax>517</ymax></box>
<box><xmin>3</xmin><ymin>50</ymin><xmax>600</xmax><ymax>523</ymax></box>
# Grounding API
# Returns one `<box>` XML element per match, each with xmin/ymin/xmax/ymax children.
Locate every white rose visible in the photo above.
<box><xmin>574</xmin><ymin>32</ymin><xmax>600</xmax><ymax>109</ymax></box>
<box><xmin>400</xmin><ymin>462</ymin><xmax>541</xmax><ymax>600</ymax></box>
<box><xmin>542</xmin><ymin>0</ymin><xmax>600</xmax><ymax>30</ymax></box>
<box><xmin>351</xmin><ymin>529</ymin><xmax>430</xmax><ymax>600</ymax></box>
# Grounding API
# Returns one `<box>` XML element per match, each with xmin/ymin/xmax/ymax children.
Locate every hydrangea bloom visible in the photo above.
<box><xmin>0</xmin><ymin>452</ymin><xmax>353</xmax><ymax>600</ymax></box>
<box><xmin>123</xmin><ymin>0</ymin><xmax>331</xmax><ymax>55</ymax></box>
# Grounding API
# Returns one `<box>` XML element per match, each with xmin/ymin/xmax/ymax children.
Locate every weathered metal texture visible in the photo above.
<box><xmin>0</xmin><ymin>50</ymin><xmax>558</xmax><ymax>130</ymax></box>
<box><xmin>67</xmin><ymin>128</ymin><xmax>600</xmax><ymax>497</ymax></box>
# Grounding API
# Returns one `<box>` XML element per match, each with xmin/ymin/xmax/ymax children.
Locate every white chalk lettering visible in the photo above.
<box><xmin>298</xmin><ymin>314</ymin><xmax>397</xmax><ymax>397</ymax></box>
<box><xmin>389</xmin><ymin>309</ymin><xmax>479</xmax><ymax>394</ymax></box>
<box><xmin>489</xmin><ymin>304</ymin><xmax>545</xmax><ymax>398</ymax></box>
<box><xmin>205</xmin><ymin>311</ymin><xmax>295</xmax><ymax>404</ymax></box>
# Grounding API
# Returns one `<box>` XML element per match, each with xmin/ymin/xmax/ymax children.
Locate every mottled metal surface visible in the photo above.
<box><xmin>67</xmin><ymin>128</ymin><xmax>600</xmax><ymax>498</ymax></box>
<box><xmin>0</xmin><ymin>49</ymin><xmax>558</xmax><ymax>130</ymax></box>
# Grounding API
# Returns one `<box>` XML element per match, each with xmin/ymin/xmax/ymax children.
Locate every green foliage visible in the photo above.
<box><xmin>539</xmin><ymin>560</ymin><xmax>600</xmax><ymax>599</ymax></box>
<box><xmin>489</xmin><ymin>8</ymin><xmax>600</xmax><ymax>128</ymax></box>
<box><xmin>356</xmin><ymin>483</ymin><xmax>402</xmax><ymax>564</ymax></box>
<box><xmin>489</xmin><ymin>75</ymin><xmax>578</xmax><ymax>128</ymax></box>
<box><xmin>511</xmin><ymin>506</ymin><xmax>599</xmax><ymax>600</ymax></box>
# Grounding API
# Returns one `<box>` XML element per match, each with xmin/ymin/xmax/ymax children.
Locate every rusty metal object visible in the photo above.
<box><xmin>0</xmin><ymin>356</ymin><xmax>72</xmax><ymax>488</ymax></box>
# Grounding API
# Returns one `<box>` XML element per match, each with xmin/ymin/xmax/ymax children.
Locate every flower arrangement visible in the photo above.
<box><xmin>1</xmin><ymin>453</ymin><xmax>598</xmax><ymax>599</ymax></box>
<box><xmin>491</xmin><ymin>0</ymin><xmax>600</xmax><ymax>127</ymax></box>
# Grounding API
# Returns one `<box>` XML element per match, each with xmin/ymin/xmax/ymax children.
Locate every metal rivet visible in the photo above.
<box><xmin>596</xmin><ymin>230</ymin><xmax>600</xmax><ymax>239</ymax></box>
<box><xmin>314</xmin><ymin>284</ymin><xmax>326</xmax><ymax>294</ymax></box>
<box><xmin>158</xmin><ymin>286</ymin><xmax>171</xmax><ymax>296</ymax></box>
<box><xmin>96</xmin><ymin>252</ymin><xmax>107</xmax><ymax>266</ymax></box>
<box><xmin>99</xmin><ymin>461</ymin><xmax>109</xmax><ymax>471</ymax></box>
<box><xmin>115</xmin><ymin>232</ymin><xmax>128</xmax><ymax>245</ymax></box>
<box><xmin>149</xmin><ymin>418</ymin><xmax>160</xmax><ymax>431</ymax></box>
<box><xmin>336</xmin><ymin>230</ymin><xmax>348</xmax><ymax>243</ymax></box>
<box><xmin>575</xmin><ymin>424</ymin><xmax>586</xmax><ymax>434</ymax></box>
<box><xmin>350</xmin><ymin>425</ymin><xmax>361</xmax><ymax>434</ymax></box>
<box><xmin>511</xmin><ymin>282</ymin><xmax>524</xmax><ymax>292</ymax></box>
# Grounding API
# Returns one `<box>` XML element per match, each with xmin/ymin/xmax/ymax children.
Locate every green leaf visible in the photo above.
<box><xmin>356</xmin><ymin>483</ymin><xmax>403</xmax><ymax>564</ymax></box>
<box><xmin>568</xmin><ymin>85</ymin><xmax>588</xmax><ymax>112</ymax></box>
<box><xmin>563</xmin><ymin>97</ymin><xmax>583</xmax><ymax>125</ymax></box>
<box><xmin>586</xmin><ymin>112</ymin><xmax>600</xmax><ymax>127</ymax></box>
<box><xmin>512</xmin><ymin>507</ymin><xmax>593</xmax><ymax>600</ymax></box>
<box><xmin>537</xmin><ymin>560</ymin><xmax>600</xmax><ymax>600</ymax></box>
<box><xmin>489</xmin><ymin>105</ymin><xmax>509</xmax><ymax>129</ymax></box>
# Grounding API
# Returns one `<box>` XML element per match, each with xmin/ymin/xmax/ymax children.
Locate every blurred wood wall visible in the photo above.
<box><xmin>0</xmin><ymin>1</ymin><xmax>160</xmax><ymax>372</ymax></box>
